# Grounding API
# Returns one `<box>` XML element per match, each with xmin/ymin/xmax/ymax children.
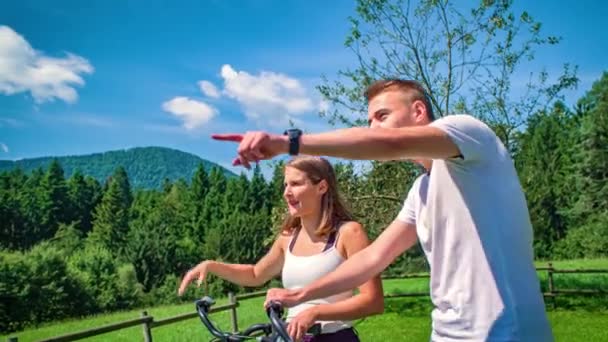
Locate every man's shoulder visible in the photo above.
<box><xmin>407</xmin><ymin>173</ymin><xmax>429</xmax><ymax>196</ymax></box>
<box><xmin>412</xmin><ymin>172</ymin><xmax>428</xmax><ymax>186</ymax></box>
<box><xmin>430</xmin><ymin>114</ymin><xmax>500</xmax><ymax>158</ymax></box>
<box><xmin>431</xmin><ymin>114</ymin><xmax>489</xmax><ymax>129</ymax></box>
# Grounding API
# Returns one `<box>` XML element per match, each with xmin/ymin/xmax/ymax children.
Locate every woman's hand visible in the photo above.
<box><xmin>287</xmin><ymin>307</ymin><xmax>318</xmax><ymax>342</ymax></box>
<box><xmin>264</xmin><ymin>287</ymin><xmax>305</xmax><ymax>308</ymax></box>
<box><xmin>178</xmin><ymin>260</ymin><xmax>211</xmax><ymax>296</ymax></box>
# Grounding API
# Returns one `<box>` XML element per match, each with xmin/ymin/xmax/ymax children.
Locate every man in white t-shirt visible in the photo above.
<box><xmin>213</xmin><ymin>79</ymin><xmax>553</xmax><ymax>341</ymax></box>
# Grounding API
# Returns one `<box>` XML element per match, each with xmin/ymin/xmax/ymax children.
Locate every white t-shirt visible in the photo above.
<box><xmin>397</xmin><ymin>115</ymin><xmax>553</xmax><ymax>342</ymax></box>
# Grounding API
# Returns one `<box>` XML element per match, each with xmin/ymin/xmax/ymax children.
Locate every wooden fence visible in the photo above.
<box><xmin>6</xmin><ymin>264</ymin><xmax>607</xmax><ymax>342</ymax></box>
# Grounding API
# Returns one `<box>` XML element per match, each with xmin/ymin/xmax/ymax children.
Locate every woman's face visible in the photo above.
<box><xmin>283</xmin><ymin>166</ymin><xmax>327</xmax><ymax>217</ymax></box>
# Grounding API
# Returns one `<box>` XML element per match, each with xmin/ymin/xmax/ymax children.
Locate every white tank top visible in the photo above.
<box><xmin>281</xmin><ymin>228</ymin><xmax>353</xmax><ymax>334</ymax></box>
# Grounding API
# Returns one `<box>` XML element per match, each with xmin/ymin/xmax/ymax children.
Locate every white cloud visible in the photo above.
<box><xmin>198</xmin><ymin>80</ymin><xmax>221</xmax><ymax>98</ymax></box>
<box><xmin>0</xmin><ymin>143</ymin><xmax>8</xmax><ymax>153</ymax></box>
<box><xmin>162</xmin><ymin>96</ymin><xmax>217</xmax><ymax>130</ymax></box>
<box><xmin>0</xmin><ymin>25</ymin><xmax>93</xmax><ymax>103</ymax></box>
<box><xmin>220</xmin><ymin>64</ymin><xmax>314</xmax><ymax>125</ymax></box>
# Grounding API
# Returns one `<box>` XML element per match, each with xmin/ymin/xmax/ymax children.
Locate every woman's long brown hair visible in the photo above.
<box><xmin>279</xmin><ymin>156</ymin><xmax>353</xmax><ymax>237</ymax></box>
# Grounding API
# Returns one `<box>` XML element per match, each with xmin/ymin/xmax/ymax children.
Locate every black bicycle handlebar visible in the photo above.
<box><xmin>195</xmin><ymin>296</ymin><xmax>232</xmax><ymax>340</ymax></box>
<box><xmin>241</xmin><ymin>323</ymin><xmax>272</xmax><ymax>337</ymax></box>
<box><xmin>195</xmin><ymin>296</ymin><xmax>295</xmax><ymax>342</ymax></box>
<box><xmin>265</xmin><ymin>301</ymin><xmax>291</xmax><ymax>342</ymax></box>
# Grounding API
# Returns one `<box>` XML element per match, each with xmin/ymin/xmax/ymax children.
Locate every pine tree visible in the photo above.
<box><xmin>514</xmin><ymin>103</ymin><xmax>578</xmax><ymax>257</ymax></box>
<box><xmin>67</xmin><ymin>171</ymin><xmax>102</xmax><ymax>234</ymax></box>
<box><xmin>0</xmin><ymin>171</ymin><xmax>24</xmax><ymax>249</ymax></box>
<box><xmin>223</xmin><ymin>175</ymin><xmax>249</xmax><ymax>217</ymax></box>
<box><xmin>190</xmin><ymin>164</ymin><xmax>209</xmax><ymax>221</ymax></box>
<box><xmin>88</xmin><ymin>168</ymin><xmax>132</xmax><ymax>254</ymax></box>
<box><xmin>268</xmin><ymin>161</ymin><xmax>286</xmax><ymax>209</ymax></box>
<box><xmin>248</xmin><ymin>164</ymin><xmax>268</xmax><ymax>213</ymax></box>
<box><xmin>573</xmin><ymin>72</ymin><xmax>608</xmax><ymax>219</ymax></box>
<box><xmin>18</xmin><ymin>168</ymin><xmax>45</xmax><ymax>248</ymax></box>
<box><xmin>201</xmin><ymin>167</ymin><xmax>227</xmax><ymax>224</ymax></box>
<box><xmin>556</xmin><ymin>72</ymin><xmax>608</xmax><ymax>258</ymax></box>
<box><xmin>38</xmin><ymin>160</ymin><xmax>69</xmax><ymax>240</ymax></box>
<box><xmin>111</xmin><ymin>166</ymin><xmax>133</xmax><ymax>209</ymax></box>
<box><xmin>85</xmin><ymin>176</ymin><xmax>103</xmax><ymax>228</ymax></box>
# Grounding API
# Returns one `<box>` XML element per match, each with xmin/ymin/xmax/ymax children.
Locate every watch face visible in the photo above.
<box><xmin>286</xmin><ymin>129</ymin><xmax>301</xmax><ymax>137</ymax></box>
<box><xmin>286</xmin><ymin>129</ymin><xmax>301</xmax><ymax>155</ymax></box>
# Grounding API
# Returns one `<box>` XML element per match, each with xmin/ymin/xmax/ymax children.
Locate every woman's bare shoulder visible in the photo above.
<box><xmin>274</xmin><ymin>229</ymin><xmax>297</xmax><ymax>249</ymax></box>
<box><xmin>337</xmin><ymin>220</ymin><xmax>371</xmax><ymax>257</ymax></box>
<box><xmin>339</xmin><ymin>220</ymin><xmax>367</xmax><ymax>237</ymax></box>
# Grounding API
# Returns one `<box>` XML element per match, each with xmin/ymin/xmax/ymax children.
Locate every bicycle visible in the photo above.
<box><xmin>195</xmin><ymin>296</ymin><xmax>321</xmax><ymax>342</ymax></box>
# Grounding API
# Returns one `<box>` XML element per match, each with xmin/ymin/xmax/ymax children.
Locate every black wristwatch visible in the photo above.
<box><xmin>283</xmin><ymin>128</ymin><xmax>302</xmax><ymax>156</ymax></box>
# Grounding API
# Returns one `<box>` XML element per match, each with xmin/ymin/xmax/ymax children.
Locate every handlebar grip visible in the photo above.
<box><xmin>265</xmin><ymin>300</ymin><xmax>284</xmax><ymax>317</ymax></box>
<box><xmin>195</xmin><ymin>297</ymin><xmax>226</xmax><ymax>339</ymax></box>
<box><xmin>308</xmin><ymin>323</ymin><xmax>321</xmax><ymax>336</ymax></box>
<box><xmin>200</xmin><ymin>296</ymin><xmax>215</xmax><ymax>306</ymax></box>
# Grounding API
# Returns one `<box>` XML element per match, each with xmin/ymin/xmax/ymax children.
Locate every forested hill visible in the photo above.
<box><xmin>0</xmin><ymin>146</ymin><xmax>236</xmax><ymax>189</ymax></box>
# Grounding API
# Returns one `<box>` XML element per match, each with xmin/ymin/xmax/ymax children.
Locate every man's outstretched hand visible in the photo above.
<box><xmin>212</xmin><ymin>131</ymin><xmax>289</xmax><ymax>169</ymax></box>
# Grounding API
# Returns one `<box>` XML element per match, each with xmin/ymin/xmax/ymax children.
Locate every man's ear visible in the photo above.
<box><xmin>412</xmin><ymin>100</ymin><xmax>428</xmax><ymax>124</ymax></box>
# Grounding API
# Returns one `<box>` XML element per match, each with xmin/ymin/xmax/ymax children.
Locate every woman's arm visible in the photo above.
<box><xmin>178</xmin><ymin>234</ymin><xmax>286</xmax><ymax>294</ymax></box>
<box><xmin>310</xmin><ymin>221</ymin><xmax>384</xmax><ymax>321</ymax></box>
<box><xmin>208</xmin><ymin>235</ymin><xmax>286</xmax><ymax>286</ymax></box>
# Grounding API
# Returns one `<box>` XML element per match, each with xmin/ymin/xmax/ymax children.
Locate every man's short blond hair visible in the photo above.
<box><xmin>364</xmin><ymin>79</ymin><xmax>435</xmax><ymax>121</ymax></box>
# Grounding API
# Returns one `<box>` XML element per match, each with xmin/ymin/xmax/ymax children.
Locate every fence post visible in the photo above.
<box><xmin>141</xmin><ymin>311</ymin><xmax>153</xmax><ymax>342</ymax></box>
<box><xmin>7</xmin><ymin>337</ymin><xmax>18</xmax><ymax>342</ymax></box>
<box><xmin>547</xmin><ymin>263</ymin><xmax>556</xmax><ymax>308</ymax></box>
<box><xmin>229</xmin><ymin>292</ymin><xmax>239</xmax><ymax>333</ymax></box>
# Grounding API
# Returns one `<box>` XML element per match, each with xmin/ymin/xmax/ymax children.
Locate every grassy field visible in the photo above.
<box><xmin>3</xmin><ymin>259</ymin><xmax>607</xmax><ymax>342</ymax></box>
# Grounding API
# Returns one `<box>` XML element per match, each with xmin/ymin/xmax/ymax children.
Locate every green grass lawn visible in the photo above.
<box><xmin>535</xmin><ymin>259</ymin><xmax>608</xmax><ymax>269</ymax></box>
<box><xmin>5</xmin><ymin>297</ymin><xmax>606</xmax><ymax>342</ymax></box>
<box><xmin>3</xmin><ymin>258</ymin><xmax>607</xmax><ymax>342</ymax></box>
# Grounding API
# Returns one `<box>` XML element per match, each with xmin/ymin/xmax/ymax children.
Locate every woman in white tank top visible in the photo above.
<box><xmin>179</xmin><ymin>156</ymin><xmax>384</xmax><ymax>341</ymax></box>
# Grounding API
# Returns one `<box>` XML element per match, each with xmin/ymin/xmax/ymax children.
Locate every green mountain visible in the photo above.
<box><xmin>0</xmin><ymin>146</ymin><xmax>236</xmax><ymax>189</ymax></box>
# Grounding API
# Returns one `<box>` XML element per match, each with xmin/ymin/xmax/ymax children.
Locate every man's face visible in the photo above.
<box><xmin>367</xmin><ymin>89</ymin><xmax>417</xmax><ymax>129</ymax></box>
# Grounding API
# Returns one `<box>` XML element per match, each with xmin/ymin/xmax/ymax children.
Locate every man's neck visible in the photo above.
<box><xmin>413</xmin><ymin>159</ymin><xmax>432</xmax><ymax>173</ymax></box>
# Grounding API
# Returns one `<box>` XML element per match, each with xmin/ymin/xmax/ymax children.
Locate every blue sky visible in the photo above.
<box><xmin>1</xmin><ymin>0</ymin><xmax>607</xmax><ymax>177</ymax></box>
